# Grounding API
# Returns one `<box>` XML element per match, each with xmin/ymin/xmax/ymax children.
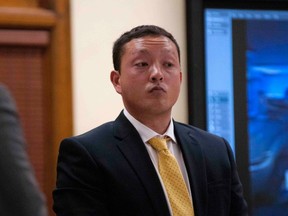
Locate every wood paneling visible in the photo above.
<box><xmin>0</xmin><ymin>0</ymin><xmax>38</xmax><ymax>7</ymax></box>
<box><xmin>0</xmin><ymin>7</ymin><xmax>56</xmax><ymax>28</ymax></box>
<box><xmin>0</xmin><ymin>45</ymin><xmax>47</xmax><ymax>190</ymax></box>
<box><xmin>0</xmin><ymin>29</ymin><xmax>49</xmax><ymax>46</ymax></box>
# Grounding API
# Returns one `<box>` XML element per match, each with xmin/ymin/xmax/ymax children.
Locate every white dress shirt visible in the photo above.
<box><xmin>123</xmin><ymin>109</ymin><xmax>192</xmax><ymax>214</ymax></box>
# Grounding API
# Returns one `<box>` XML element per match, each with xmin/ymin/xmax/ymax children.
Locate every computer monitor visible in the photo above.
<box><xmin>187</xmin><ymin>1</ymin><xmax>288</xmax><ymax>215</ymax></box>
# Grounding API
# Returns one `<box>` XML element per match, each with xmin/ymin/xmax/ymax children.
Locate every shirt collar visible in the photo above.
<box><xmin>123</xmin><ymin>109</ymin><xmax>176</xmax><ymax>143</ymax></box>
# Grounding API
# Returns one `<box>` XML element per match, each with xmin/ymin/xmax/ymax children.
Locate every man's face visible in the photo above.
<box><xmin>111</xmin><ymin>35</ymin><xmax>182</xmax><ymax>119</ymax></box>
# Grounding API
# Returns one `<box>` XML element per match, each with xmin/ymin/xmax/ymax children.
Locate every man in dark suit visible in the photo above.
<box><xmin>53</xmin><ymin>25</ymin><xmax>248</xmax><ymax>216</ymax></box>
<box><xmin>0</xmin><ymin>84</ymin><xmax>47</xmax><ymax>216</ymax></box>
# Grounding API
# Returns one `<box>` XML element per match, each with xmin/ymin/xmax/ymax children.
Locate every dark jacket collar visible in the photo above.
<box><xmin>113</xmin><ymin>111</ymin><xmax>170</xmax><ymax>216</ymax></box>
<box><xmin>174</xmin><ymin>122</ymin><xmax>208</xmax><ymax>216</ymax></box>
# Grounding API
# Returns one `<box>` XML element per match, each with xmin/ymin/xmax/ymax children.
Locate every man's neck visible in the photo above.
<box><xmin>125</xmin><ymin>109</ymin><xmax>172</xmax><ymax>135</ymax></box>
<box><xmin>140</xmin><ymin>117</ymin><xmax>171</xmax><ymax>135</ymax></box>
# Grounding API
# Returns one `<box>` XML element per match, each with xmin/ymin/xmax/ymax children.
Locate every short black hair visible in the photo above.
<box><xmin>112</xmin><ymin>25</ymin><xmax>180</xmax><ymax>71</ymax></box>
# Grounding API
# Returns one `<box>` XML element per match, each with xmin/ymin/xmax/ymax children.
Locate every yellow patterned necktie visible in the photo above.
<box><xmin>148</xmin><ymin>136</ymin><xmax>195</xmax><ymax>216</ymax></box>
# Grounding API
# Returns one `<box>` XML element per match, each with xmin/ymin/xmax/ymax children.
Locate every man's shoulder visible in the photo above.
<box><xmin>174</xmin><ymin>121</ymin><xmax>225</xmax><ymax>143</ymax></box>
<box><xmin>72</xmin><ymin>121</ymin><xmax>115</xmax><ymax>142</ymax></box>
<box><xmin>174</xmin><ymin>121</ymin><xmax>210</xmax><ymax>135</ymax></box>
<box><xmin>173</xmin><ymin>121</ymin><xmax>200</xmax><ymax>132</ymax></box>
<box><xmin>58</xmin><ymin>121</ymin><xmax>118</xmax><ymax>156</ymax></box>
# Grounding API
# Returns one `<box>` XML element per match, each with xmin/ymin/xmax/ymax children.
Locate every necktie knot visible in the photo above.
<box><xmin>148</xmin><ymin>136</ymin><xmax>170</xmax><ymax>152</ymax></box>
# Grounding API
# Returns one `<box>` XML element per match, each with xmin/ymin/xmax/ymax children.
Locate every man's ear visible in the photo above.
<box><xmin>110</xmin><ymin>70</ymin><xmax>122</xmax><ymax>94</ymax></box>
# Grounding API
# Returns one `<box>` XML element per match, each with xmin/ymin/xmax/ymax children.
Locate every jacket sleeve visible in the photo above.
<box><xmin>53</xmin><ymin>138</ymin><xmax>110</xmax><ymax>216</ymax></box>
<box><xmin>224</xmin><ymin>139</ymin><xmax>248</xmax><ymax>216</ymax></box>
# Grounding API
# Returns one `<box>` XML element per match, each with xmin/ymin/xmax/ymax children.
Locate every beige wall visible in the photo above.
<box><xmin>71</xmin><ymin>0</ymin><xmax>188</xmax><ymax>135</ymax></box>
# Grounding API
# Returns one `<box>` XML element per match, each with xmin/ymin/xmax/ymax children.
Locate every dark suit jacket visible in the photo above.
<box><xmin>53</xmin><ymin>111</ymin><xmax>248</xmax><ymax>216</ymax></box>
<box><xmin>0</xmin><ymin>84</ymin><xmax>47</xmax><ymax>216</ymax></box>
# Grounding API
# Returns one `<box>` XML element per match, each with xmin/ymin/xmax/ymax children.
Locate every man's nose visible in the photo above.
<box><xmin>149</xmin><ymin>65</ymin><xmax>163</xmax><ymax>82</ymax></box>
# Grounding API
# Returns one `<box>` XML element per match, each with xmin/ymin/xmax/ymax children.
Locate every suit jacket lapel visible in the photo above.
<box><xmin>113</xmin><ymin>112</ymin><xmax>170</xmax><ymax>216</ymax></box>
<box><xmin>174</xmin><ymin>122</ymin><xmax>208</xmax><ymax>216</ymax></box>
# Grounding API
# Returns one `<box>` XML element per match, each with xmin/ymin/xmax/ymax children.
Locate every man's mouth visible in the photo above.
<box><xmin>149</xmin><ymin>86</ymin><xmax>166</xmax><ymax>92</ymax></box>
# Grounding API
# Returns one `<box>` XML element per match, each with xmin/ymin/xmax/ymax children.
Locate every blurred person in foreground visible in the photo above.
<box><xmin>53</xmin><ymin>25</ymin><xmax>248</xmax><ymax>216</ymax></box>
<box><xmin>0</xmin><ymin>84</ymin><xmax>47</xmax><ymax>216</ymax></box>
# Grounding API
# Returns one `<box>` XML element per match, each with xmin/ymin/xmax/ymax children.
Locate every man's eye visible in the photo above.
<box><xmin>164</xmin><ymin>62</ymin><xmax>173</xmax><ymax>67</ymax></box>
<box><xmin>135</xmin><ymin>62</ymin><xmax>148</xmax><ymax>67</ymax></box>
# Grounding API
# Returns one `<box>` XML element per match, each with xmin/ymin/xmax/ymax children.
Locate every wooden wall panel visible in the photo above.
<box><xmin>0</xmin><ymin>29</ymin><xmax>49</xmax><ymax>46</ymax></box>
<box><xmin>0</xmin><ymin>46</ymin><xmax>47</xmax><ymax>189</ymax></box>
<box><xmin>0</xmin><ymin>0</ymin><xmax>38</xmax><ymax>7</ymax></box>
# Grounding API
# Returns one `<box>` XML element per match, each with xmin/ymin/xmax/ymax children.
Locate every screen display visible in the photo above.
<box><xmin>205</xmin><ymin>8</ymin><xmax>288</xmax><ymax>215</ymax></box>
